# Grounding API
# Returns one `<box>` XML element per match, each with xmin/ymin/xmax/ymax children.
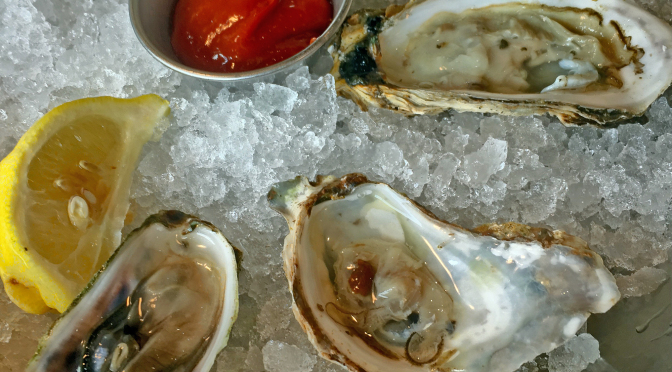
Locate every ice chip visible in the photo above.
<box><xmin>262</xmin><ymin>340</ymin><xmax>317</xmax><ymax>372</ymax></box>
<box><xmin>548</xmin><ymin>333</ymin><xmax>601</xmax><ymax>372</ymax></box>
<box><xmin>253</xmin><ymin>83</ymin><xmax>299</xmax><ymax>114</ymax></box>
<box><xmin>461</xmin><ymin>137</ymin><xmax>508</xmax><ymax>187</ymax></box>
<box><xmin>285</xmin><ymin>66</ymin><xmax>312</xmax><ymax>91</ymax></box>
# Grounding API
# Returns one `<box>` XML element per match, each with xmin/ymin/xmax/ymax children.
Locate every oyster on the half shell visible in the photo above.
<box><xmin>268</xmin><ymin>174</ymin><xmax>620</xmax><ymax>372</ymax></box>
<box><xmin>27</xmin><ymin>210</ymin><xmax>239</xmax><ymax>372</ymax></box>
<box><xmin>331</xmin><ymin>0</ymin><xmax>672</xmax><ymax>126</ymax></box>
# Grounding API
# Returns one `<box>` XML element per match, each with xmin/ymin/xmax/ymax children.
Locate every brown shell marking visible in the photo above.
<box><xmin>472</xmin><ymin>222</ymin><xmax>595</xmax><ymax>258</ymax></box>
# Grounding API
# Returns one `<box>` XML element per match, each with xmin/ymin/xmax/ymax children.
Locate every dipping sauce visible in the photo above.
<box><xmin>171</xmin><ymin>0</ymin><xmax>334</xmax><ymax>73</ymax></box>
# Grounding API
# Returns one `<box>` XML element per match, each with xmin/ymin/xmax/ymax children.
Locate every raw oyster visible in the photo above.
<box><xmin>27</xmin><ymin>210</ymin><xmax>239</xmax><ymax>372</ymax></box>
<box><xmin>331</xmin><ymin>0</ymin><xmax>672</xmax><ymax>126</ymax></box>
<box><xmin>268</xmin><ymin>174</ymin><xmax>620</xmax><ymax>372</ymax></box>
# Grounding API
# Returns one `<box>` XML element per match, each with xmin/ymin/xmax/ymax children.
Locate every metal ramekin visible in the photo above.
<box><xmin>129</xmin><ymin>0</ymin><xmax>352</xmax><ymax>81</ymax></box>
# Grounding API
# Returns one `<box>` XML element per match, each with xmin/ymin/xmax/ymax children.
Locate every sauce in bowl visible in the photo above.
<box><xmin>171</xmin><ymin>0</ymin><xmax>334</xmax><ymax>73</ymax></box>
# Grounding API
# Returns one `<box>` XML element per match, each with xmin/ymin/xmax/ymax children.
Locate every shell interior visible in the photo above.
<box><xmin>269</xmin><ymin>175</ymin><xmax>620</xmax><ymax>372</ymax></box>
<box><xmin>26</xmin><ymin>211</ymin><xmax>239</xmax><ymax>372</ymax></box>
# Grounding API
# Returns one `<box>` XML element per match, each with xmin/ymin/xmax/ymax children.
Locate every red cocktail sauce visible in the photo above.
<box><xmin>171</xmin><ymin>0</ymin><xmax>334</xmax><ymax>73</ymax></box>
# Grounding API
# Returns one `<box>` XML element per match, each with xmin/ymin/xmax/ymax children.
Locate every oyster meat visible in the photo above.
<box><xmin>27</xmin><ymin>210</ymin><xmax>239</xmax><ymax>372</ymax></box>
<box><xmin>268</xmin><ymin>174</ymin><xmax>620</xmax><ymax>372</ymax></box>
<box><xmin>331</xmin><ymin>0</ymin><xmax>672</xmax><ymax>125</ymax></box>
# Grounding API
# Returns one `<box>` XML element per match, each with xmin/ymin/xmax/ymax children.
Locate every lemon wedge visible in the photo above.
<box><xmin>0</xmin><ymin>95</ymin><xmax>170</xmax><ymax>314</ymax></box>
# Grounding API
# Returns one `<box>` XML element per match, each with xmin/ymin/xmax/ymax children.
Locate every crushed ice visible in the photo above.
<box><xmin>1</xmin><ymin>0</ymin><xmax>671</xmax><ymax>371</ymax></box>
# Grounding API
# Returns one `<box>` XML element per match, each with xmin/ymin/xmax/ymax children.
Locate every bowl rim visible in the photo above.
<box><xmin>129</xmin><ymin>0</ymin><xmax>352</xmax><ymax>81</ymax></box>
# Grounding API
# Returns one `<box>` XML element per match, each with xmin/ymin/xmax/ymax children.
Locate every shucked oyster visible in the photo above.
<box><xmin>268</xmin><ymin>174</ymin><xmax>620</xmax><ymax>372</ymax></box>
<box><xmin>27</xmin><ymin>211</ymin><xmax>239</xmax><ymax>372</ymax></box>
<box><xmin>331</xmin><ymin>0</ymin><xmax>672</xmax><ymax>126</ymax></box>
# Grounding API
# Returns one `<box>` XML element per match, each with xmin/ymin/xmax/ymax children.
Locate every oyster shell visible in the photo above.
<box><xmin>268</xmin><ymin>174</ymin><xmax>620</xmax><ymax>372</ymax></box>
<box><xmin>27</xmin><ymin>210</ymin><xmax>239</xmax><ymax>372</ymax></box>
<box><xmin>331</xmin><ymin>0</ymin><xmax>672</xmax><ymax>126</ymax></box>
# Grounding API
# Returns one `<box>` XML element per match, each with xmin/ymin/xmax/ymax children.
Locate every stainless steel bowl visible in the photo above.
<box><xmin>129</xmin><ymin>0</ymin><xmax>352</xmax><ymax>81</ymax></box>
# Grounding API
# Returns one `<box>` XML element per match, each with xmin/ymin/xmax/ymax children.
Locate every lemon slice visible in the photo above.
<box><xmin>0</xmin><ymin>95</ymin><xmax>170</xmax><ymax>314</ymax></box>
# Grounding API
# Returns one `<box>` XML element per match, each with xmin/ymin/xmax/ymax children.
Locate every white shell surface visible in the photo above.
<box><xmin>270</xmin><ymin>175</ymin><xmax>620</xmax><ymax>372</ymax></box>
<box><xmin>377</xmin><ymin>0</ymin><xmax>672</xmax><ymax>115</ymax></box>
<box><xmin>27</xmin><ymin>212</ymin><xmax>239</xmax><ymax>372</ymax></box>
